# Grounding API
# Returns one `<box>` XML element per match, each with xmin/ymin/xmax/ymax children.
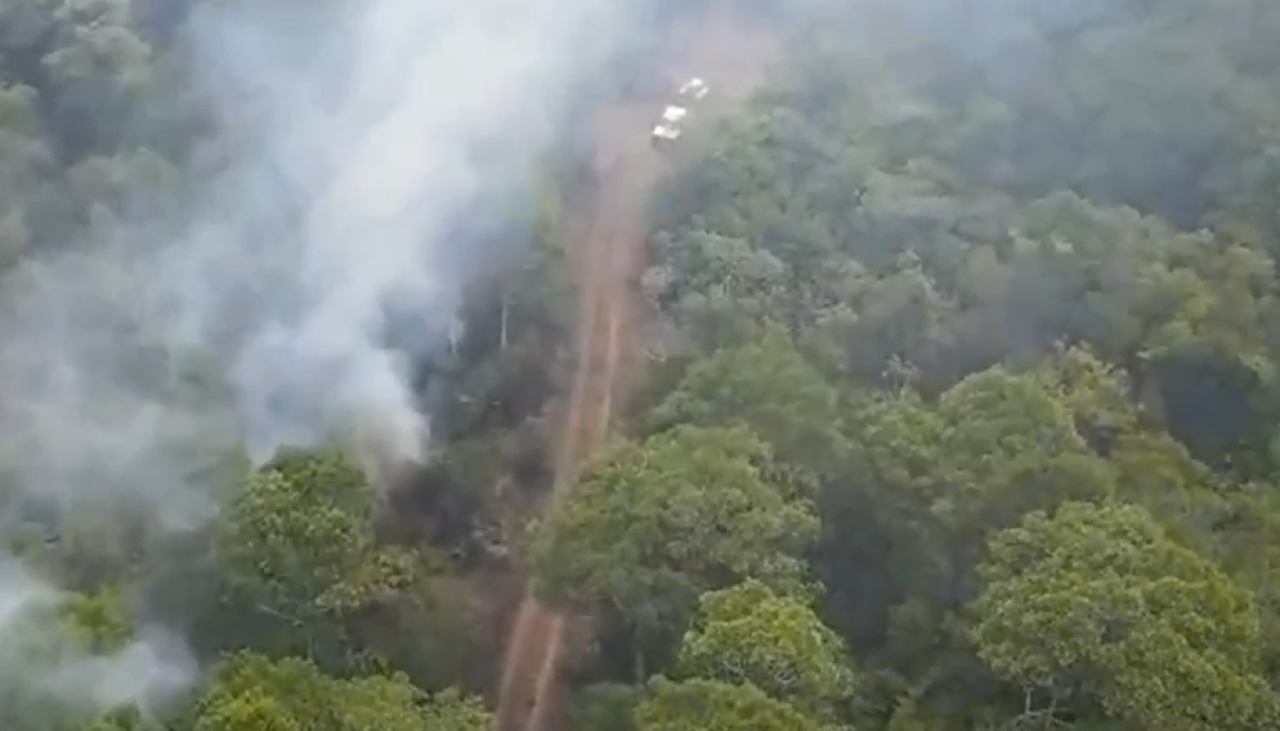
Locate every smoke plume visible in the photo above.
<box><xmin>0</xmin><ymin>0</ymin><xmax>630</xmax><ymax>720</ymax></box>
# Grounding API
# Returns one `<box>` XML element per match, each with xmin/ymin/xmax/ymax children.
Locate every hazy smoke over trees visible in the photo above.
<box><xmin>0</xmin><ymin>0</ymin><xmax>631</xmax><ymax>722</ymax></box>
<box><xmin>9</xmin><ymin>0</ymin><xmax>1273</xmax><ymax>727</ymax></box>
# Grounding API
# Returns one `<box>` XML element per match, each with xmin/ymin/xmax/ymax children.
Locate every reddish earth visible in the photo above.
<box><xmin>493</xmin><ymin>9</ymin><xmax>783</xmax><ymax>731</ymax></box>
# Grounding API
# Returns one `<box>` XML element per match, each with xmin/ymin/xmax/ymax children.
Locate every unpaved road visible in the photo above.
<box><xmin>493</xmin><ymin>10</ymin><xmax>782</xmax><ymax>731</ymax></box>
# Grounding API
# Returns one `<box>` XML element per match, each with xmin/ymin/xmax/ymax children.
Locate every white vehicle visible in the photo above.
<box><xmin>651</xmin><ymin>104</ymin><xmax>689</xmax><ymax>146</ymax></box>
<box><xmin>678</xmin><ymin>77</ymin><xmax>709</xmax><ymax>101</ymax></box>
<box><xmin>650</xmin><ymin>77</ymin><xmax>711</xmax><ymax>148</ymax></box>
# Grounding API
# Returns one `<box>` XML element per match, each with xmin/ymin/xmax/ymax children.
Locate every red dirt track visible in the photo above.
<box><xmin>493</xmin><ymin>9</ymin><xmax>781</xmax><ymax>731</ymax></box>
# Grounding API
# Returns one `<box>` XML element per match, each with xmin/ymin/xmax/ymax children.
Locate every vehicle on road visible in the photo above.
<box><xmin>651</xmin><ymin>104</ymin><xmax>688</xmax><ymax>147</ymax></box>
<box><xmin>651</xmin><ymin>77</ymin><xmax>710</xmax><ymax>148</ymax></box>
<box><xmin>677</xmin><ymin>77</ymin><xmax>709</xmax><ymax>100</ymax></box>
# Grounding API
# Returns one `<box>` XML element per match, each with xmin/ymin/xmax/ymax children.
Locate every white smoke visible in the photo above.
<box><xmin>0</xmin><ymin>558</ymin><xmax>197</xmax><ymax>723</ymax></box>
<box><xmin>0</xmin><ymin>0</ymin><xmax>631</xmax><ymax>721</ymax></box>
<box><xmin>172</xmin><ymin>0</ymin><xmax>626</xmax><ymax>466</ymax></box>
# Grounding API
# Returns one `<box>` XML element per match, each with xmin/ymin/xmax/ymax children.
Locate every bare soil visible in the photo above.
<box><xmin>493</xmin><ymin>9</ymin><xmax>783</xmax><ymax>731</ymax></box>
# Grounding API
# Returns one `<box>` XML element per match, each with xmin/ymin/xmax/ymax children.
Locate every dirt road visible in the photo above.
<box><xmin>493</xmin><ymin>10</ymin><xmax>782</xmax><ymax>731</ymax></box>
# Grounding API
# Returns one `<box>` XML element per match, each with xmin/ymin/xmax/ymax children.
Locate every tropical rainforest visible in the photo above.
<box><xmin>3</xmin><ymin>1</ymin><xmax>1280</xmax><ymax>731</ymax></box>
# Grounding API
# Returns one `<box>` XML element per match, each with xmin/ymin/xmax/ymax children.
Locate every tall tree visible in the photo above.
<box><xmin>971</xmin><ymin>501</ymin><xmax>1278</xmax><ymax>730</ymax></box>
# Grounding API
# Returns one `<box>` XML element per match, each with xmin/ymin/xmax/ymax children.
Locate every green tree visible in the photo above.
<box><xmin>971</xmin><ymin>501</ymin><xmax>1278</xmax><ymax>730</ymax></box>
<box><xmin>532</xmin><ymin>425</ymin><xmax>819</xmax><ymax>673</ymax></box>
<box><xmin>636</xmin><ymin>677</ymin><xmax>828</xmax><ymax>731</ymax></box>
<box><xmin>647</xmin><ymin>327</ymin><xmax>844</xmax><ymax>476</ymax></box>
<box><xmin>677</xmin><ymin>580</ymin><xmax>856</xmax><ymax>717</ymax></box>
<box><xmin>193</xmin><ymin>651</ymin><xmax>489</xmax><ymax>731</ymax></box>
<box><xmin>0</xmin><ymin>581</ymin><xmax>143</xmax><ymax>731</ymax></box>
<box><xmin>569</xmin><ymin>682</ymin><xmax>645</xmax><ymax>731</ymax></box>
<box><xmin>214</xmin><ymin>448</ymin><xmax>419</xmax><ymax>657</ymax></box>
<box><xmin>58</xmin><ymin>584</ymin><xmax>133</xmax><ymax>654</ymax></box>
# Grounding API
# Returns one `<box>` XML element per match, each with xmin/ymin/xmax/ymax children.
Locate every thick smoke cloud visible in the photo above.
<box><xmin>176</xmin><ymin>0</ymin><xmax>627</xmax><ymax>465</ymax></box>
<box><xmin>0</xmin><ymin>0</ymin><xmax>630</xmax><ymax>720</ymax></box>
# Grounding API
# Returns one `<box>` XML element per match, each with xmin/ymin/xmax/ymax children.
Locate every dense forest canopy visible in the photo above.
<box><xmin>3</xmin><ymin>1</ymin><xmax>1280</xmax><ymax>731</ymax></box>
